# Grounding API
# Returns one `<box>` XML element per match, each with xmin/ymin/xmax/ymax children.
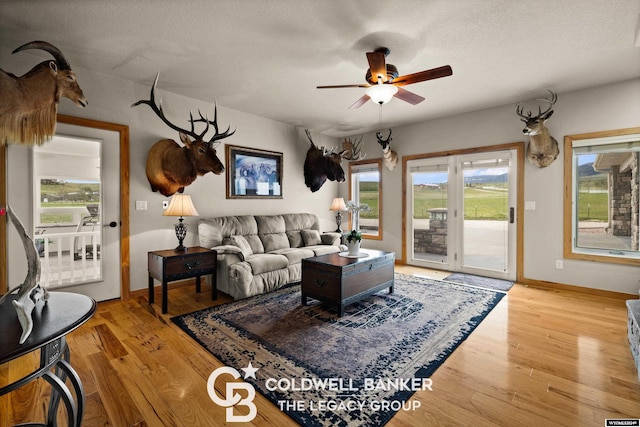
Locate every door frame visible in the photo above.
<box><xmin>402</xmin><ymin>142</ymin><xmax>525</xmax><ymax>282</ymax></box>
<box><xmin>1</xmin><ymin>115</ymin><xmax>130</xmax><ymax>298</ymax></box>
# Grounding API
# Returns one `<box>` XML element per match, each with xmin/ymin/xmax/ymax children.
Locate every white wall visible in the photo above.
<box><xmin>3</xmin><ymin>48</ymin><xmax>341</xmax><ymax>293</ymax></box>
<box><xmin>4</xmin><ymin>46</ymin><xmax>638</xmax><ymax>295</ymax></box>
<box><xmin>338</xmin><ymin>78</ymin><xmax>640</xmax><ymax>294</ymax></box>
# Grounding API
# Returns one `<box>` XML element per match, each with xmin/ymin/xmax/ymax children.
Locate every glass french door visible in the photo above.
<box><xmin>407</xmin><ymin>150</ymin><xmax>517</xmax><ymax>280</ymax></box>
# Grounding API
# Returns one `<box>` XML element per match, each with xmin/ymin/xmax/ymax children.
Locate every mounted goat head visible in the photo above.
<box><xmin>376</xmin><ymin>129</ymin><xmax>398</xmax><ymax>171</ymax></box>
<box><xmin>341</xmin><ymin>135</ymin><xmax>366</xmax><ymax>161</ymax></box>
<box><xmin>303</xmin><ymin>129</ymin><xmax>346</xmax><ymax>192</ymax></box>
<box><xmin>0</xmin><ymin>41</ymin><xmax>87</xmax><ymax>146</ymax></box>
<box><xmin>516</xmin><ymin>90</ymin><xmax>559</xmax><ymax>168</ymax></box>
<box><xmin>132</xmin><ymin>74</ymin><xmax>235</xmax><ymax>197</ymax></box>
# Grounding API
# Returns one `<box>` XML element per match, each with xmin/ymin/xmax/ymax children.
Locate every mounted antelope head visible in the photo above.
<box><xmin>303</xmin><ymin>129</ymin><xmax>346</xmax><ymax>192</ymax></box>
<box><xmin>341</xmin><ymin>135</ymin><xmax>366</xmax><ymax>161</ymax></box>
<box><xmin>132</xmin><ymin>74</ymin><xmax>235</xmax><ymax>196</ymax></box>
<box><xmin>376</xmin><ymin>129</ymin><xmax>398</xmax><ymax>171</ymax></box>
<box><xmin>0</xmin><ymin>41</ymin><xmax>87</xmax><ymax>146</ymax></box>
<box><xmin>516</xmin><ymin>90</ymin><xmax>559</xmax><ymax>168</ymax></box>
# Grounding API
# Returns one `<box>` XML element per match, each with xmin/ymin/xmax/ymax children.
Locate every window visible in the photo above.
<box><xmin>349</xmin><ymin>159</ymin><xmax>382</xmax><ymax>240</ymax></box>
<box><xmin>564</xmin><ymin>127</ymin><xmax>640</xmax><ymax>266</ymax></box>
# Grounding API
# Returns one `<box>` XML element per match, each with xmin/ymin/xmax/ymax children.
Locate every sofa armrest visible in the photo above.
<box><xmin>212</xmin><ymin>245</ymin><xmax>247</xmax><ymax>262</ymax></box>
<box><xmin>321</xmin><ymin>232</ymin><xmax>342</xmax><ymax>246</ymax></box>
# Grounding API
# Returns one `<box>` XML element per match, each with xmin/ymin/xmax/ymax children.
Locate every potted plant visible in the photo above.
<box><xmin>346</xmin><ymin>229</ymin><xmax>362</xmax><ymax>256</ymax></box>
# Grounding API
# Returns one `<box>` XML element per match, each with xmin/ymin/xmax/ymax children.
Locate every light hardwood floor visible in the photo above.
<box><xmin>2</xmin><ymin>265</ymin><xmax>640</xmax><ymax>426</ymax></box>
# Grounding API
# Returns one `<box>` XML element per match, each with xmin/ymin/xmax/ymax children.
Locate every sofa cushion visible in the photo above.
<box><xmin>301</xmin><ymin>229</ymin><xmax>321</xmax><ymax>246</ymax></box>
<box><xmin>286</xmin><ymin>230</ymin><xmax>304</xmax><ymax>248</ymax></box>
<box><xmin>256</xmin><ymin>215</ymin><xmax>286</xmax><ymax>234</ymax></box>
<box><xmin>228</xmin><ymin>235</ymin><xmax>253</xmax><ymax>258</ymax></box>
<box><xmin>282</xmin><ymin>213</ymin><xmax>320</xmax><ymax>231</ymax></box>
<box><xmin>198</xmin><ymin>215</ymin><xmax>258</xmax><ymax>247</ymax></box>
<box><xmin>321</xmin><ymin>232</ymin><xmax>341</xmax><ymax>245</ymax></box>
<box><xmin>271</xmin><ymin>248</ymin><xmax>315</xmax><ymax>265</ymax></box>
<box><xmin>246</xmin><ymin>254</ymin><xmax>289</xmax><ymax>275</ymax></box>
<box><xmin>308</xmin><ymin>245</ymin><xmax>342</xmax><ymax>256</ymax></box>
<box><xmin>244</xmin><ymin>235</ymin><xmax>265</xmax><ymax>254</ymax></box>
<box><xmin>261</xmin><ymin>233</ymin><xmax>290</xmax><ymax>252</ymax></box>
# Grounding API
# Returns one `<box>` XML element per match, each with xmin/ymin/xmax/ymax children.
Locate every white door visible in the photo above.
<box><xmin>407</xmin><ymin>149</ymin><xmax>517</xmax><ymax>281</ymax></box>
<box><xmin>7</xmin><ymin>122</ymin><xmax>121</xmax><ymax>301</ymax></box>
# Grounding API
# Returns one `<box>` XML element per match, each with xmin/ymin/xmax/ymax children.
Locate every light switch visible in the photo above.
<box><xmin>525</xmin><ymin>201</ymin><xmax>536</xmax><ymax>210</ymax></box>
<box><xmin>135</xmin><ymin>200</ymin><xmax>147</xmax><ymax>210</ymax></box>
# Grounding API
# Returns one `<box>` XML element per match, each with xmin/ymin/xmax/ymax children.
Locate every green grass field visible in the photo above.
<box><xmin>359</xmin><ymin>176</ymin><xmax>609</xmax><ymax>222</ymax></box>
<box><xmin>38</xmin><ymin>180</ymin><xmax>100</xmax><ymax>224</ymax></box>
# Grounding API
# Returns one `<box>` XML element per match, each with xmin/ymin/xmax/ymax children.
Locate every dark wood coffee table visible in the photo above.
<box><xmin>301</xmin><ymin>249</ymin><xmax>395</xmax><ymax>316</ymax></box>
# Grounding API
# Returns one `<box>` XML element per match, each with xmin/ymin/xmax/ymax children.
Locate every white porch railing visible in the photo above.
<box><xmin>37</xmin><ymin>230</ymin><xmax>101</xmax><ymax>288</ymax></box>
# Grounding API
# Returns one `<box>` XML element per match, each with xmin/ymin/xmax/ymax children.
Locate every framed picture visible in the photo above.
<box><xmin>225</xmin><ymin>144</ymin><xmax>283</xmax><ymax>199</ymax></box>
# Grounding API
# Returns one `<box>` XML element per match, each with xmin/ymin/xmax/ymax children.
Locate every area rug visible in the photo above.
<box><xmin>442</xmin><ymin>272</ymin><xmax>514</xmax><ymax>292</ymax></box>
<box><xmin>171</xmin><ymin>273</ymin><xmax>505</xmax><ymax>427</ymax></box>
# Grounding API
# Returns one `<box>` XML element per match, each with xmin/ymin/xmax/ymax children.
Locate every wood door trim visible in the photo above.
<box><xmin>401</xmin><ymin>142</ymin><xmax>525</xmax><ymax>282</ymax></box>
<box><xmin>0</xmin><ymin>115</ymin><xmax>130</xmax><ymax>299</ymax></box>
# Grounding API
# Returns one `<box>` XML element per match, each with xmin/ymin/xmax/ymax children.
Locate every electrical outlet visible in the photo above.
<box><xmin>555</xmin><ymin>260</ymin><xmax>563</xmax><ymax>269</ymax></box>
<box><xmin>162</xmin><ymin>200</ymin><xmax>169</xmax><ymax>210</ymax></box>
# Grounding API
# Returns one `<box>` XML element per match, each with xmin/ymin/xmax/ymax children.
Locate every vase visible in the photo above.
<box><xmin>347</xmin><ymin>240</ymin><xmax>361</xmax><ymax>256</ymax></box>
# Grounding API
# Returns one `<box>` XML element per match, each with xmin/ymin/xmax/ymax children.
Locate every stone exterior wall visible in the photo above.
<box><xmin>631</xmin><ymin>153</ymin><xmax>639</xmax><ymax>250</ymax></box>
<box><xmin>414</xmin><ymin>208</ymin><xmax>448</xmax><ymax>255</ymax></box>
<box><xmin>610</xmin><ymin>165</ymin><xmax>632</xmax><ymax>238</ymax></box>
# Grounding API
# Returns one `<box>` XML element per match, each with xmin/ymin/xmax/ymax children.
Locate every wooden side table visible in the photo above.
<box><xmin>0</xmin><ymin>292</ymin><xmax>96</xmax><ymax>427</ymax></box>
<box><xmin>148</xmin><ymin>246</ymin><xmax>217</xmax><ymax>314</ymax></box>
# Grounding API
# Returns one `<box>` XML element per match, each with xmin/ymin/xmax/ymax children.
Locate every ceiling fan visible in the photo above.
<box><xmin>317</xmin><ymin>47</ymin><xmax>452</xmax><ymax>109</ymax></box>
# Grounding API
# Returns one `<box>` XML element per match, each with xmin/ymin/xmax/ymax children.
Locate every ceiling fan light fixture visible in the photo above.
<box><xmin>365</xmin><ymin>83</ymin><xmax>398</xmax><ymax>104</ymax></box>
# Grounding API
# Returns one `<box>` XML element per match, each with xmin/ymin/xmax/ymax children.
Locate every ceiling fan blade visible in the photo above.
<box><xmin>349</xmin><ymin>94</ymin><xmax>371</xmax><ymax>109</ymax></box>
<box><xmin>366</xmin><ymin>51</ymin><xmax>388</xmax><ymax>83</ymax></box>
<box><xmin>317</xmin><ymin>84</ymin><xmax>370</xmax><ymax>89</ymax></box>
<box><xmin>392</xmin><ymin>65</ymin><xmax>453</xmax><ymax>86</ymax></box>
<box><xmin>394</xmin><ymin>87</ymin><xmax>425</xmax><ymax>105</ymax></box>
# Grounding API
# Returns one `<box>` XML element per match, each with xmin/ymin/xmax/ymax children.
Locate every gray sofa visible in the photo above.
<box><xmin>198</xmin><ymin>213</ymin><xmax>345</xmax><ymax>299</ymax></box>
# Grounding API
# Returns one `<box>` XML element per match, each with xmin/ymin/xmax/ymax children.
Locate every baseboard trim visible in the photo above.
<box><xmin>395</xmin><ymin>260</ymin><xmax>634</xmax><ymax>300</ymax></box>
<box><xmin>518</xmin><ymin>277</ymin><xmax>634</xmax><ymax>300</ymax></box>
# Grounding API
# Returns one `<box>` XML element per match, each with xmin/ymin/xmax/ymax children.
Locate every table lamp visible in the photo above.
<box><xmin>329</xmin><ymin>197</ymin><xmax>347</xmax><ymax>232</ymax></box>
<box><xmin>163</xmin><ymin>194</ymin><xmax>199</xmax><ymax>251</ymax></box>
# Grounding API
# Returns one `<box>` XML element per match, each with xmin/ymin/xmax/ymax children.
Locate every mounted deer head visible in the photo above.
<box><xmin>303</xmin><ymin>129</ymin><xmax>346</xmax><ymax>192</ymax></box>
<box><xmin>132</xmin><ymin>74</ymin><xmax>235</xmax><ymax>196</ymax></box>
<box><xmin>341</xmin><ymin>135</ymin><xmax>366</xmax><ymax>161</ymax></box>
<box><xmin>376</xmin><ymin>129</ymin><xmax>398</xmax><ymax>171</ymax></box>
<box><xmin>516</xmin><ymin>90</ymin><xmax>559</xmax><ymax>168</ymax></box>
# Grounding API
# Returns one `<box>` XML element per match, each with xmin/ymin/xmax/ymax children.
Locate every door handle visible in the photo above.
<box><xmin>509</xmin><ymin>207</ymin><xmax>514</xmax><ymax>224</ymax></box>
<box><xmin>105</xmin><ymin>221</ymin><xmax>119</xmax><ymax>228</ymax></box>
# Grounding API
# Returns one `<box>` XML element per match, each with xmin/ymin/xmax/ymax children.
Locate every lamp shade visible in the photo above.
<box><xmin>329</xmin><ymin>197</ymin><xmax>347</xmax><ymax>211</ymax></box>
<box><xmin>365</xmin><ymin>83</ymin><xmax>398</xmax><ymax>104</ymax></box>
<box><xmin>163</xmin><ymin>194</ymin><xmax>199</xmax><ymax>217</ymax></box>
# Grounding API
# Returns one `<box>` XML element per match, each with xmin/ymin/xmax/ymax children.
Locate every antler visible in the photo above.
<box><xmin>304</xmin><ymin>129</ymin><xmax>342</xmax><ymax>157</ymax></box>
<box><xmin>376</xmin><ymin>129</ymin><xmax>392</xmax><ymax>145</ymax></box>
<box><xmin>132</xmin><ymin>73</ymin><xmax>235</xmax><ymax>145</ymax></box>
<box><xmin>341</xmin><ymin>135</ymin><xmax>366</xmax><ymax>161</ymax></box>
<box><xmin>189</xmin><ymin>108</ymin><xmax>236</xmax><ymax>148</ymax></box>
<box><xmin>516</xmin><ymin>90</ymin><xmax>558</xmax><ymax>121</ymax></box>
<box><xmin>304</xmin><ymin>128</ymin><xmax>317</xmax><ymax>148</ymax></box>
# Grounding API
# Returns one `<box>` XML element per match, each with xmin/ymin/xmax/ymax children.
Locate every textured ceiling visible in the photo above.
<box><xmin>1</xmin><ymin>0</ymin><xmax>639</xmax><ymax>137</ymax></box>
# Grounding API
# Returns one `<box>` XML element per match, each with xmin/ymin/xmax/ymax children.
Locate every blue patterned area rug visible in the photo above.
<box><xmin>171</xmin><ymin>273</ymin><xmax>505</xmax><ymax>427</ymax></box>
<box><xmin>442</xmin><ymin>272</ymin><xmax>514</xmax><ymax>292</ymax></box>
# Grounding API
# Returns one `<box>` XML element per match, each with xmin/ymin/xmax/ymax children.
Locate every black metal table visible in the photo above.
<box><xmin>0</xmin><ymin>292</ymin><xmax>96</xmax><ymax>426</ymax></box>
